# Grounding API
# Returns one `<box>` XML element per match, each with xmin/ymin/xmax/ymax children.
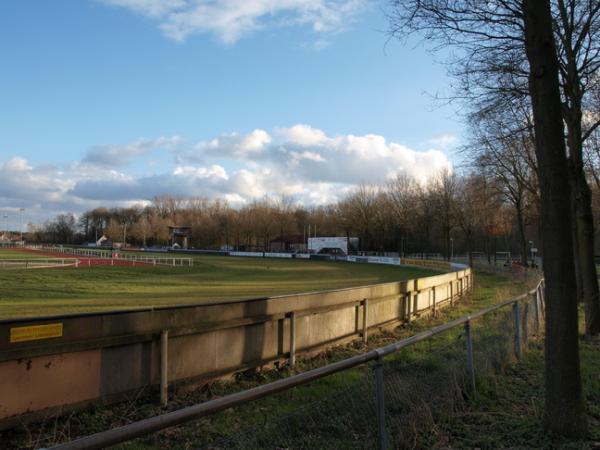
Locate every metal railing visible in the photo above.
<box><xmin>47</xmin><ymin>278</ymin><xmax>545</xmax><ymax>450</ymax></box>
<box><xmin>0</xmin><ymin>259</ymin><xmax>79</xmax><ymax>269</ymax></box>
<box><xmin>26</xmin><ymin>246</ymin><xmax>194</xmax><ymax>267</ymax></box>
<box><xmin>116</xmin><ymin>254</ymin><xmax>194</xmax><ymax>267</ymax></box>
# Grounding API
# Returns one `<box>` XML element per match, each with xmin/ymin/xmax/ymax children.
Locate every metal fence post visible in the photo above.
<box><xmin>160</xmin><ymin>330</ymin><xmax>169</xmax><ymax>406</ymax></box>
<box><xmin>289</xmin><ymin>312</ymin><xmax>296</xmax><ymax>369</ymax></box>
<box><xmin>432</xmin><ymin>287</ymin><xmax>436</xmax><ymax>316</ymax></box>
<box><xmin>534</xmin><ymin>286</ymin><xmax>540</xmax><ymax>333</ymax></box>
<box><xmin>373</xmin><ymin>351</ymin><xmax>387</xmax><ymax>450</ymax></box>
<box><xmin>363</xmin><ymin>298</ymin><xmax>369</xmax><ymax>344</ymax></box>
<box><xmin>523</xmin><ymin>302</ymin><xmax>529</xmax><ymax>345</ymax></box>
<box><xmin>513</xmin><ymin>302</ymin><xmax>521</xmax><ymax>359</ymax></box>
<box><xmin>540</xmin><ymin>281</ymin><xmax>546</xmax><ymax>319</ymax></box>
<box><xmin>464</xmin><ymin>319</ymin><xmax>476</xmax><ymax>392</ymax></box>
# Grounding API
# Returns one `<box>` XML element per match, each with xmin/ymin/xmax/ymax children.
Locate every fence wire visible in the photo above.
<box><xmin>203</xmin><ymin>374</ymin><xmax>378</xmax><ymax>450</ymax></box>
<box><xmin>129</xmin><ymin>289</ymin><xmax>545</xmax><ymax>450</ymax></box>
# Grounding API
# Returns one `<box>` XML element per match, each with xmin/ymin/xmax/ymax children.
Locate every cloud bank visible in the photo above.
<box><xmin>0</xmin><ymin>125</ymin><xmax>453</xmax><ymax>223</ymax></box>
<box><xmin>98</xmin><ymin>0</ymin><xmax>365</xmax><ymax>43</ymax></box>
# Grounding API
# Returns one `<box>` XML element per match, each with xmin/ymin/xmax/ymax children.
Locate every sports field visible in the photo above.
<box><xmin>0</xmin><ymin>249</ymin><xmax>49</xmax><ymax>259</ymax></box>
<box><xmin>0</xmin><ymin>249</ymin><xmax>438</xmax><ymax>319</ymax></box>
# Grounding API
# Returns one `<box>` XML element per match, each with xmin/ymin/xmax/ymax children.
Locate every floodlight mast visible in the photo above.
<box><xmin>19</xmin><ymin>208</ymin><xmax>24</xmax><ymax>244</ymax></box>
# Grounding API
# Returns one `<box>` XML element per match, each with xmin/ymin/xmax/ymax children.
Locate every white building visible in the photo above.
<box><xmin>308</xmin><ymin>237</ymin><xmax>358</xmax><ymax>255</ymax></box>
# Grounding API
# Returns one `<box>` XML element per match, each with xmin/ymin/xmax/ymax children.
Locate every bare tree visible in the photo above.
<box><xmin>431</xmin><ymin>168</ymin><xmax>458</xmax><ymax>260</ymax></box>
<box><xmin>523</xmin><ymin>0</ymin><xmax>587</xmax><ymax>435</ymax></box>
<box><xmin>339</xmin><ymin>184</ymin><xmax>380</xmax><ymax>251</ymax></box>
<box><xmin>554</xmin><ymin>0</ymin><xmax>600</xmax><ymax>335</ymax></box>
<box><xmin>389</xmin><ymin>0</ymin><xmax>600</xmax><ymax>335</ymax></box>
<box><xmin>454</xmin><ymin>175</ymin><xmax>488</xmax><ymax>266</ymax></box>
<box><xmin>472</xmin><ymin>122</ymin><xmax>538</xmax><ymax>265</ymax></box>
<box><xmin>388</xmin><ymin>0</ymin><xmax>588</xmax><ymax>435</ymax></box>
<box><xmin>386</xmin><ymin>173</ymin><xmax>420</xmax><ymax>255</ymax></box>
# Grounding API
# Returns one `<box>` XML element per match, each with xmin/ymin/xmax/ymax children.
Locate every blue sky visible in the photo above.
<box><xmin>0</xmin><ymin>0</ymin><xmax>462</xmax><ymax>225</ymax></box>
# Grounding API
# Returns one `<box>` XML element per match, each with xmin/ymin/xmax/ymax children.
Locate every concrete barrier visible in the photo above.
<box><xmin>0</xmin><ymin>267</ymin><xmax>472</xmax><ymax>426</ymax></box>
<box><xmin>401</xmin><ymin>258</ymin><xmax>452</xmax><ymax>271</ymax></box>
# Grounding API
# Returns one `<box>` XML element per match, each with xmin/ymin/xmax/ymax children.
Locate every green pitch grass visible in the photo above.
<box><xmin>0</xmin><ymin>249</ymin><xmax>49</xmax><ymax>259</ymax></box>
<box><xmin>0</xmin><ymin>255</ymin><xmax>438</xmax><ymax>320</ymax></box>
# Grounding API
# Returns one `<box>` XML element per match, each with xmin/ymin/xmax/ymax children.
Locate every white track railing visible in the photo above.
<box><xmin>26</xmin><ymin>246</ymin><xmax>194</xmax><ymax>267</ymax></box>
<box><xmin>0</xmin><ymin>259</ymin><xmax>79</xmax><ymax>269</ymax></box>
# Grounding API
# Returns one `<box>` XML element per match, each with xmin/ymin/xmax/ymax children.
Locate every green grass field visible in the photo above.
<box><xmin>0</xmin><ymin>250</ymin><xmax>437</xmax><ymax>319</ymax></box>
<box><xmin>0</xmin><ymin>249</ymin><xmax>49</xmax><ymax>259</ymax></box>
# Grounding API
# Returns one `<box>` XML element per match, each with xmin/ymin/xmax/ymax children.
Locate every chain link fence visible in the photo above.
<box><xmin>45</xmin><ymin>280</ymin><xmax>544</xmax><ymax>450</ymax></box>
<box><xmin>191</xmin><ymin>285</ymin><xmax>544</xmax><ymax>450</ymax></box>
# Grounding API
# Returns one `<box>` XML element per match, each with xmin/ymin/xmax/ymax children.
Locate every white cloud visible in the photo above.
<box><xmin>425</xmin><ymin>133</ymin><xmax>459</xmax><ymax>150</ymax></box>
<box><xmin>277</xmin><ymin>124</ymin><xmax>329</xmax><ymax>146</ymax></box>
<box><xmin>0</xmin><ymin>124</ymin><xmax>453</xmax><ymax>222</ymax></box>
<box><xmin>194</xmin><ymin>129</ymin><xmax>271</xmax><ymax>160</ymax></box>
<box><xmin>290</xmin><ymin>150</ymin><xmax>326</xmax><ymax>163</ymax></box>
<box><xmin>97</xmin><ymin>0</ymin><xmax>365</xmax><ymax>43</ymax></box>
<box><xmin>83</xmin><ymin>136</ymin><xmax>183</xmax><ymax>168</ymax></box>
<box><xmin>172</xmin><ymin>164</ymin><xmax>229</xmax><ymax>181</ymax></box>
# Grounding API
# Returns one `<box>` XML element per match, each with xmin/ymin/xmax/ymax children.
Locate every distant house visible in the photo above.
<box><xmin>269</xmin><ymin>234</ymin><xmax>307</xmax><ymax>253</ymax></box>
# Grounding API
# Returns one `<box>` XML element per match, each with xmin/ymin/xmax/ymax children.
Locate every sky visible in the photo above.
<box><xmin>0</xmin><ymin>0</ymin><xmax>463</xmax><ymax>227</ymax></box>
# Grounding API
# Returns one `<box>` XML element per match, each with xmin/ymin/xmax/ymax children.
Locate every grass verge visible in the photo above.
<box><xmin>433</xmin><ymin>337</ymin><xmax>600</xmax><ymax>449</ymax></box>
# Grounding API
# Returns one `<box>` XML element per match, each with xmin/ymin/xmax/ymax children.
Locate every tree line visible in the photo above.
<box><xmin>32</xmin><ymin>166</ymin><xmax>555</xmax><ymax>264</ymax></box>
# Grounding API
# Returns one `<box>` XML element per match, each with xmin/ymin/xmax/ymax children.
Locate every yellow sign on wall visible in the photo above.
<box><xmin>10</xmin><ymin>323</ymin><xmax>63</xmax><ymax>343</ymax></box>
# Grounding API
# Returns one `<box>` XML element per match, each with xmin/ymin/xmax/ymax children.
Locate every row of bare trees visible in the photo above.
<box><xmin>387</xmin><ymin>0</ymin><xmax>600</xmax><ymax>437</ymax></box>
<box><xmin>31</xmin><ymin>169</ymin><xmax>550</xmax><ymax>263</ymax></box>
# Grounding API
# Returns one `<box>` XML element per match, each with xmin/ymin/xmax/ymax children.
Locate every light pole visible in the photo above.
<box><xmin>19</xmin><ymin>208</ymin><xmax>24</xmax><ymax>244</ymax></box>
<box><xmin>2</xmin><ymin>214</ymin><xmax>7</xmax><ymax>239</ymax></box>
<box><xmin>450</xmin><ymin>237</ymin><xmax>454</xmax><ymax>261</ymax></box>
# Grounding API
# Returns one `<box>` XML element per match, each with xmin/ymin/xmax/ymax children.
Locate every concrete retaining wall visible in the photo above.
<box><xmin>0</xmin><ymin>267</ymin><xmax>472</xmax><ymax>425</ymax></box>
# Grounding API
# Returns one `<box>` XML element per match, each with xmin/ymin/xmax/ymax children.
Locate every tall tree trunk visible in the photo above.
<box><xmin>566</xmin><ymin>119</ymin><xmax>600</xmax><ymax>335</ymax></box>
<box><xmin>523</xmin><ymin>0</ymin><xmax>587</xmax><ymax>437</ymax></box>
<box><xmin>570</xmin><ymin>171</ymin><xmax>584</xmax><ymax>304</ymax></box>
<box><xmin>573</xmin><ymin>171</ymin><xmax>600</xmax><ymax>335</ymax></box>
<box><xmin>559</xmin><ymin>0</ymin><xmax>600</xmax><ymax>337</ymax></box>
